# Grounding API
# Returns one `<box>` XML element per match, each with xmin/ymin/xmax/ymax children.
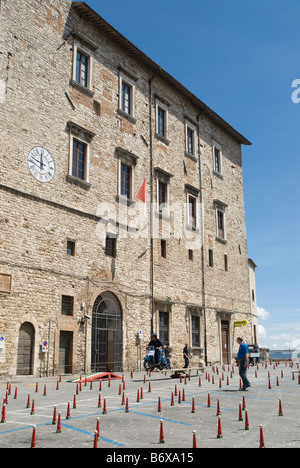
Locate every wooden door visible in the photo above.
<box><xmin>59</xmin><ymin>331</ymin><xmax>73</xmax><ymax>374</ymax></box>
<box><xmin>17</xmin><ymin>322</ymin><xmax>34</xmax><ymax>375</ymax></box>
<box><xmin>221</xmin><ymin>322</ymin><xmax>229</xmax><ymax>365</ymax></box>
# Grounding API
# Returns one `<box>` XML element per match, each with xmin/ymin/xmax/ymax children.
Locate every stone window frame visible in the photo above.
<box><xmin>188</xmin><ymin>307</ymin><xmax>203</xmax><ymax>351</ymax></box>
<box><xmin>212</xmin><ymin>140</ymin><xmax>224</xmax><ymax>179</ymax></box>
<box><xmin>71</xmin><ymin>33</ymin><xmax>97</xmax><ymax>96</ymax></box>
<box><xmin>154</xmin><ymin>300</ymin><xmax>173</xmax><ymax>347</ymax></box>
<box><xmin>116</xmin><ymin>147</ymin><xmax>139</xmax><ymax>205</ymax></box>
<box><xmin>185</xmin><ymin>184</ymin><xmax>200</xmax><ymax>232</ymax></box>
<box><xmin>154</xmin><ymin>95</ymin><xmax>170</xmax><ymax>145</ymax></box>
<box><xmin>185</xmin><ymin>118</ymin><xmax>198</xmax><ymax>161</ymax></box>
<box><xmin>118</xmin><ymin>66</ymin><xmax>137</xmax><ymax>123</ymax></box>
<box><xmin>154</xmin><ymin>167</ymin><xmax>173</xmax><ymax>218</ymax></box>
<box><xmin>214</xmin><ymin>199</ymin><xmax>228</xmax><ymax>244</ymax></box>
<box><xmin>66</xmin><ymin>122</ymin><xmax>95</xmax><ymax>189</ymax></box>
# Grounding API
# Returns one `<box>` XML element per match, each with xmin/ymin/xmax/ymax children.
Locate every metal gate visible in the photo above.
<box><xmin>17</xmin><ymin>322</ymin><xmax>35</xmax><ymax>375</ymax></box>
<box><xmin>91</xmin><ymin>292</ymin><xmax>123</xmax><ymax>373</ymax></box>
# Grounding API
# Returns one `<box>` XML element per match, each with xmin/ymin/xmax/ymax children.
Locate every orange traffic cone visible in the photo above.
<box><xmin>159</xmin><ymin>420</ymin><xmax>165</xmax><ymax>444</ymax></box>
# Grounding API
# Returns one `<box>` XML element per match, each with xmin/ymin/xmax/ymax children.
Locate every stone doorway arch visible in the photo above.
<box><xmin>91</xmin><ymin>291</ymin><xmax>123</xmax><ymax>373</ymax></box>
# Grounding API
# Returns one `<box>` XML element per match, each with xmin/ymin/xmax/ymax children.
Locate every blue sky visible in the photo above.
<box><xmin>87</xmin><ymin>0</ymin><xmax>300</xmax><ymax>350</ymax></box>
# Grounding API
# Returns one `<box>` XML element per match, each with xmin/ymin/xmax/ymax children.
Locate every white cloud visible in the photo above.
<box><xmin>257</xmin><ymin>306</ymin><xmax>271</xmax><ymax>321</ymax></box>
<box><xmin>258</xmin><ymin>324</ymin><xmax>267</xmax><ymax>338</ymax></box>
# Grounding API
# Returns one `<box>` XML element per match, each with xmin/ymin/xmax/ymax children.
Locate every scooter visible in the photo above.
<box><xmin>144</xmin><ymin>346</ymin><xmax>170</xmax><ymax>371</ymax></box>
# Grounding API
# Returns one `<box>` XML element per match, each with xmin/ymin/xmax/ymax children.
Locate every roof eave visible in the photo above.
<box><xmin>71</xmin><ymin>1</ymin><xmax>252</xmax><ymax>146</ymax></box>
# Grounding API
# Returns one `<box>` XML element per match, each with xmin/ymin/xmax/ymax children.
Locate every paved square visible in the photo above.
<box><xmin>0</xmin><ymin>363</ymin><xmax>299</xmax><ymax>449</ymax></box>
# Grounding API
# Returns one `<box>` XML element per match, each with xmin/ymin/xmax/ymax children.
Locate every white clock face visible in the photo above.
<box><xmin>28</xmin><ymin>147</ymin><xmax>55</xmax><ymax>183</ymax></box>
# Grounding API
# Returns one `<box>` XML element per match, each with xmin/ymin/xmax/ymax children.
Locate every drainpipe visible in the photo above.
<box><xmin>197</xmin><ymin>113</ymin><xmax>208</xmax><ymax>366</ymax></box>
<box><xmin>149</xmin><ymin>69</ymin><xmax>161</xmax><ymax>335</ymax></box>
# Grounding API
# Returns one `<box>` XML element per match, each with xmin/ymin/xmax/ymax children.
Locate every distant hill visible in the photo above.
<box><xmin>269</xmin><ymin>350</ymin><xmax>300</xmax><ymax>360</ymax></box>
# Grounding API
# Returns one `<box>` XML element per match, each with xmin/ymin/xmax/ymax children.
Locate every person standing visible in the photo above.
<box><xmin>183</xmin><ymin>343</ymin><xmax>190</xmax><ymax>369</ymax></box>
<box><xmin>237</xmin><ymin>337</ymin><xmax>251</xmax><ymax>391</ymax></box>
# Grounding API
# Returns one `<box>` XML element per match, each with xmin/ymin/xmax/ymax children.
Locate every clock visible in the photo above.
<box><xmin>28</xmin><ymin>147</ymin><xmax>55</xmax><ymax>183</ymax></box>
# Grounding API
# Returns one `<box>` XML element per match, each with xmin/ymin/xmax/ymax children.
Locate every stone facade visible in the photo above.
<box><xmin>0</xmin><ymin>0</ymin><xmax>254</xmax><ymax>377</ymax></box>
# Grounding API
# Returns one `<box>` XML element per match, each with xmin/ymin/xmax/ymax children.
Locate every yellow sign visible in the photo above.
<box><xmin>234</xmin><ymin>320</ymin><xmax>247</xmax><ymax>328</ymax></box>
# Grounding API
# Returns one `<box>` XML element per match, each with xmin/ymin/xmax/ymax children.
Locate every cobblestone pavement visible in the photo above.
<box><xmin>0</xmin><ymin>363</ymin><xmax>299</xmax><ymax>449</ymax></box>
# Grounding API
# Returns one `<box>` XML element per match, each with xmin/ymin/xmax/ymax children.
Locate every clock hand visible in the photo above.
<box><xmin>40</xmin><ymin>153</ymin><xmax>45</xmax><ymax>170</ymax></box>
<box><xmin>29</xmin><ymin>159</ymin><xmax>42</xmax><ymax>169</ymax></box>
<box><xmin>30</xmin><ymin>156</ymin><xmax>46</xmax><ymax>167</ymax></box>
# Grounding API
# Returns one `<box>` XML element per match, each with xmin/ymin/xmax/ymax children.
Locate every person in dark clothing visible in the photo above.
<box><xmin>183</xmin><ymin>343</ymin><xmax>190</xmax><ymax>369</ymax></box>
<box><xmin>164</xmin><ymin>343</ymin><xmax>171</xmax><ymax>369</ymax></box>
<box><xmin>148</xmin><ymin>334</ymin><xmax>163</xmax><ymax>364</ymax></box>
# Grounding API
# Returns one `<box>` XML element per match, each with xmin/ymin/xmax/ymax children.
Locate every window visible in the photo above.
<box><xmin>105</xmin><ymin>235</ymin><xmax>117</xmax><ymax>258</ymax></box>
<box><xmin>67</xmin><ymin>240</ymin><xmax>75</xmax><ymax>256</ymax></box>
<box><xmin>157</xmin><ymin>107</ymin><xmax>166</xmax><ymax>137</ymax></box>
<box><xmin>187</xmin><ymin>128</ymin><xmax>194</xmax><ymax>155</ymax></box>
<box><xmin>185</xmin><ymin>120</ymin><xmax>197</xmax><ymax>158</ymax></box>
<box><xmin>192</xmin><ymin>316</ymin><xmax>200</xmax><ymax>348</ymax></box>
<box><xmin>117</xmin><ymin>147</ymin><xmax>139</xmax><ymax>202</ymax></box>
<box><xmin>209</xmin><ymin>249</ymin><xmax>214</xmax><ymax>267</ymax></box>
<box><xmin>161</xmin><ymin>239</ymin><xmax>167</xmax><ymax>259</ymax></box>
<box><xmin>217</xmin><ymin>209</ymin><xmax>225</xmax><ymax>239</ymax></box>
<box><xmin>159</xmin><ymin>181</ymin><xmax>167</xmax><ymax>210</ymax></box>
<box><xmin>213</xmin><ymin>142</ymin><xmax>223</xmax><ymax>175</ymax></box>
<box><xmin>215</xmin><ymin>148</ymin><xmax>221</xmax><ymax>173</ymax></box>
<box><xmin>121</xmin><ymin>82</ymin><xmax>131</xmax><ymax>115</ymax></box>
<box><xmin>72</xmin><ymin>139</ymin><xmax>86</xmax><ymax>180</ymax></box>
<box><xmin>76</xmin><ymin>50</ymin><xmax>89</xmax><ymax>88</ymax></box>
<box><xmin>188</xmin><ymin>250</ymin><xmax>194</xmax><ymax>261</ymax></box>
<box><xmin>159</xmin><ymin>312</ymin><xmax>169</xmax><ymax>346</ymax></box>
<box><xmin>61</xmin><ymin>296</ymin><xmax>74</xmax><ymax>316</ymax></box>
<box><xmin>188</xmin><ymin>195</ymin><xmax>197</xmax><ymax>230</ymax></box>
<box><xmin>118</xmin><ymin>67</ymin><xmax>137</xmax><ymax>120</ymax></box>
<box><xmin>155</xmin><ymin>98</ymin><xmax>170</xmax><ymax>143</ymax></box>
<box><xmin>214</xmin><ymin>200</ymin><xmax>227</xmax><ymax>242</ymax></box>
<box><xmin>67</xmin><ymin>122</ymin><xmax>95</xmax><ymax>187</ymax></box>
<box><xmin>120</xmin><ymin>163</ymin><xmax>131</xmax><ymax>198</ymax></box>
<box><xmin>224</xmin><ymin>254</ymin><xmax>228</xmax><ymax>272</ymax></box>
<box><xmin>155</xmin><ymin>167</ymin><xmax>173</xmax><ymax>215</ymax></box>
<box><xmin>71</xmin><ymin>36</ymin><xmax>95</xmax><ymax>93</ymax></box>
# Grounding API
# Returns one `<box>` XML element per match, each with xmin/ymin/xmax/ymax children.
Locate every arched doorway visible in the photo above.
<box><xmin>17</xmin><ymin>322</ymin><xmax>35</xmax><ymax>375</ymax></box>
<box><xmin>91</xmin><ymin>291</ymin><xmax>123</xmax><ymax>373</ymax></box>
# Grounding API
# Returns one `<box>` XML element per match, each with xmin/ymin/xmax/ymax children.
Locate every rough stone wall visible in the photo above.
<box><xmin>0</xmin><ymin>0</ymin><xmax>253</xmax><ymax>376</ymax></box>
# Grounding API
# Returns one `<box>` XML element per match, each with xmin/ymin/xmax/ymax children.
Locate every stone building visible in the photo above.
<box><xmin>0</xmin><ymin>0</ymin><xmax>254</xmax><ymax>377</ymax></box>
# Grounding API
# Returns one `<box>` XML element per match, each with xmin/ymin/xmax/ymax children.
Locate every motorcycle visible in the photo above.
<box><xmin>144</xmin><ymin>346</ymin><xmax>170</xmax><ymax>371</ymax></box>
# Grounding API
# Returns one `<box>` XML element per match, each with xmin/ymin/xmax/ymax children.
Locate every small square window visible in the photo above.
<box><xmin>61</xmin><ymin>295</ymin><xmax>74</xmax><ymax>316</ymax></box>
<box><xmin>67</xmin><ymin>240</ymin><xmax>76</xmax><ymax>256</ymax></box>
<box><xmin>105</xmin><ymin>236</ymin><xmax>117</xmax><ymax>258</ymax></box>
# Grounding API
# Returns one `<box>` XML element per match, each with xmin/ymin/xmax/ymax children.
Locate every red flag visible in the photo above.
<box><xmin>136</xmin><ymin>179</ymin><xmax>146</xmax><ymax>203</ymax></box>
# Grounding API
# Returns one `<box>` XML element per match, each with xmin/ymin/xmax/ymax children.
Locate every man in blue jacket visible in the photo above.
<box><xmin>237</xmin><ymin>337</ymin><xmax>251</xmax><ymax>391</ymax></box>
